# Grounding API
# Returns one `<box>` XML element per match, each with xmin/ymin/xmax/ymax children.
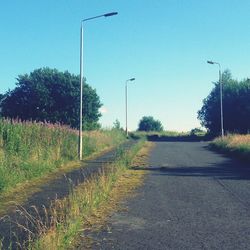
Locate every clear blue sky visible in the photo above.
<box><xmin>1</xmin><ymin>0</ymin><xmax>250</xmax><ymax>131</ymax></box>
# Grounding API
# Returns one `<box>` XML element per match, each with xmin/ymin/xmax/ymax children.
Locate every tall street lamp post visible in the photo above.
<box><xmin>125</xmin><ymin>78</ymin><xmax>135</xmax><ymax>138</ymax></box>
<box><xmin>207</xmin><ymin>60</ymin><xmax>224</xmax><ymax>137</ymax></box>
<box><xmin>79</xmin><ymin>12</ymin><xmax>118</xmax><ymax>160</ymax></box>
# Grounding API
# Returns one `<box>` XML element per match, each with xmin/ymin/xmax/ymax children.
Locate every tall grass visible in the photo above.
<box><xmin>0</xmin><ymin>119</ymin><xmax>126</xmax><ymax>193</ymax></box>
<box><xmin>210</xmin><ymin>134</ymin><xmax>250</xmax><ymax>161</ymax></box>
<box><xmin>8</xmin><ymin>141</ymin><xmax>146</xmax><ymax>250</ymax></box>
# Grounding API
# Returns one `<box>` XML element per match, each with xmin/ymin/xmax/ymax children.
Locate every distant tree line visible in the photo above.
<box><xmin>198</xmin><ymin>70</ymin><xmax>250</xmax><ymax>135</ymax></box>
<box><xmin>0</xmin><ymin>68</ymin><xmax>102</xmax><ymax>130</ymax></box>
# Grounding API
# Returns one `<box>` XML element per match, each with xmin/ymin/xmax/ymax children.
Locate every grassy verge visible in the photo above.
<box><xmin>0</xmin><ymin>120</ymin><xmax>126</xmax><ymax>216</ymax></box>
<box><xmin>130</xmin><ymin>130</ymin><xmax>209</xmax><ymax>141</ymax></box>
<box><xmin>210</xmin><ymin>134</ymin><xmax>250</xmax><ymax>161</ymax></box>
<box><xmin>10</xmin><ymin>140</ymin><xmax>153</xmax><ymax>250</ymax></box>
<box><xmin>130</xmin><ymin>131</ymin><xmax>189</xmax><ymax>139</ymax></box>
<box><xmin>0</xmin><ymin>119</ymin><xmax>126</xmax><ymax>195</ymax></box>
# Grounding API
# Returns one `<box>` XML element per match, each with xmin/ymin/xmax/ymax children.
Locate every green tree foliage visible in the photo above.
<box><xmin>0</xmin><ymin>68</ymin><xmax>102</xmax><ymax>129</ymax></box>
<box><xmin>138</xmin><ymin>116</ymin><xmax>163</xmax><ymax>132</ymax></box>
<box><xmin>198</xmin><ymin>70</ymin><xmax>250</xmax><ymax>134</ymax></box>
<box><xmin>113</xmin><ymin>119</ymin><xmax>122</xmax><ymax>130</ymax></box>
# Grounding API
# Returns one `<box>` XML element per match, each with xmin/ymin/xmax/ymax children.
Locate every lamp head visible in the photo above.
<box><xmin>207</xmin><ymin>60</ymin><xmax>214</xmax><ymax>64</ymax></box>
<box><xmin>104</xmin><ymin>12</ymin><xmax>118</xmax><ymax>17</ymax></box>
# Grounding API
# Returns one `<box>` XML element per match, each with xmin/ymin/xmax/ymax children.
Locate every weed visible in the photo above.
<box><xmin>0</xmin><ymin>119</ymin><xmax>126</xmax><ymax>195</ymax></box>
<box><xmin>210</xmin><ymin>134</ymin><xmax>250</xmax><ymax>161</ymax></box>
<box><xmin>7</xmin><ymin>141</ymin><xmax>150</xmax><ymax>249</ymax></box>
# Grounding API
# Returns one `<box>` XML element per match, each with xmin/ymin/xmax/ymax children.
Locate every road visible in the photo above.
<box><xmin>90</xmin><ymin>141</ymin><xmax>250</xmax><ymax>250</ymax></box>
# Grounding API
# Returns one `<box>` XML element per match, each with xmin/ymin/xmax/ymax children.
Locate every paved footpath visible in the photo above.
<box><xmin>89</xmin><ymin>141</ymin><xmax>250</xmax><ymax>250</ymax></box>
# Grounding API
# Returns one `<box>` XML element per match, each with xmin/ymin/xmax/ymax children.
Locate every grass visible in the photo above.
<box><xmin>210</xmin><ymin>134</ymin><xmax>250</xmax><ymax>161</ymax></box>
<box><xmin>0</xmin><ymin>119</ymin><xmax>126</xmax><ymax>195</ymax></box>
<box><xmin>5</xmin><ymin>140</ymin><xmax>153</xmax><ymax>250</ymax></box>
<box><xmin>130</xmin><ymin>131</ymin><xmax>189</xmax><ymax>139</ymax></box>
<box><xmin>130</xmin><ymin>130</ymin><xmax>209</xmax><ymax>141</ymax></box>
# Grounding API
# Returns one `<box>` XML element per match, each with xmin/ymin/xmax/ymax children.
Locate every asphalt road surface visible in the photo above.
<box><xmin>90</xmin><ymin>141</ymin><xmax>250</xmax><ymax>250</ymax></box>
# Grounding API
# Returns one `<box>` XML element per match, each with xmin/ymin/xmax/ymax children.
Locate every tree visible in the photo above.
<box><xmin>198</xmin><ymin>70</ymin><xmax>250</xmax><ymax>134</ymax></box>
<box><xmin>0</xmin><ymin>94</ymin><xmax>5</xmax><ymax>117</ymax></box>
<box><xmin>113</xmin><ymin>119</ymin><xmax>122</xmax><ymax>130</ymax></box>
<box><xmin>138</xmin><ymin>116</ymin><xmax>163</xmax><ymax>132</ymax></box>
<box><xmin>0</xmin><ymin>68</ymin><xmax>102</xmax><ymax>129</ymax></box>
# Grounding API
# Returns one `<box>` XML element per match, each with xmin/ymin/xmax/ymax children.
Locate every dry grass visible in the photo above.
<box><xmin>75</xmin><ymin>141</ymin><xmax>154</xmax><ymax>249</ymax></box>
<box><xmin>211</xmin><ymin>134</ymin><xmax>250</xmax><ymax>160</ymax></box>
<box><xmin>223</xmin><ymin>134</ymin><xmax>250</xmax><ymax>147</ymax></box>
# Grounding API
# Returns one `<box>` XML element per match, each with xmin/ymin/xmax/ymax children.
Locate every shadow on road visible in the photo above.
<box><xmin>147</xmin><ymin>135</ymin><xmax>212</xmax><ymax>142</ymax></box>
<box><xmin>131</xmin><ymin>159</ymin><xmax>250</xmax><ymax>181</ymax></box>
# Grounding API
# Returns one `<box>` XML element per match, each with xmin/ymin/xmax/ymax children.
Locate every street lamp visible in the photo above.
<box><xmin>207</xmin><ymin>60</ymin><xmax>224</xmax><ymax>137</ymax></box>
<box><xmin>79</xmin><ymin>12</ymin><xmax>118</xmax><ymax>160</ymax></box>
<box><xmin>125</xmin><ymin>78</ymin><xmax>135</xmax><ymax>138</ymax></box>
